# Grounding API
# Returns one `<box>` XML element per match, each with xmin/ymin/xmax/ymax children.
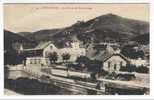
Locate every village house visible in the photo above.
<box><xmin>130</xmin><ymin>58</ymin><xmax>149</xmax><ymax>68</ymax></box>
<box><xmin>102</xmin><ymin>51</ymin><xmax>130</xmax><ymax>73</ymax></box>
<box><xmin>102</xmin><ymin>50</ymin><xmax>149</xmax><ymax>73</ymax></box>
<box><xmin>23</xmin><ymin>41</ymin><xmax>86</xmax><ymax>66</ymax></box>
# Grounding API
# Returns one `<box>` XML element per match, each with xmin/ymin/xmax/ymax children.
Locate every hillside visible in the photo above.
<box><xmin>4</xmin><ymin>30</ymin><xmax>36</xmax><ymax>51</ymax></box>
<box><xmin>19</xmin><ymin>13</ymin><xmax>149</xmax><ymax>45</ymax></box>
<box><xmin>18</xmin><ymin>29</ymin><xmax>60</xmax><ymax>42</ymax></box>
<box><xmin>131</xmin><ymin>34</ymin><xmax>149</xmax><ymax>45</ymax></box>
<box><xmin>4</xmin><ymin>13</ymin><xmax>149</xmax><ymax>64</ymax></box>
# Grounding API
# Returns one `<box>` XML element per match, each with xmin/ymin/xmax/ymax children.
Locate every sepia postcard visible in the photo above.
<box><xmin>4</xmin><ymin>3</ymin><xmax>149</xmax><ymax>95</ymax></box>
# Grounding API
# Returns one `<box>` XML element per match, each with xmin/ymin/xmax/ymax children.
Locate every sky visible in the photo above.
<box><xmin>4</xmin><ymin>4</ymin><xmax>149</xmax><ymax>33</ymax></box>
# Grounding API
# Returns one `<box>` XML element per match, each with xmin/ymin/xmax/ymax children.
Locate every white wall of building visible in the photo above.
<box><xmin>43</xmin><ymin>42</ymin><xmax>86</xmax><ymax>62</ymax></box>
<box><xmin>103</xmin><ymin>55</ymin><xmax>127</xmax><ymax>72</ymax></box>
<box><xmin>26</xmin><ymin>57</ymin><xmax>50</xmax><ymax>66</ymax></box>
<box><xmin>26</xmin><ymin>42</ymin><xmax>86</xmax><ymax>65</ymax></box>
<box><xmin>130</xmin><ymin>58</ymin><xmax>148</xmax><ymax>67</ymax></box>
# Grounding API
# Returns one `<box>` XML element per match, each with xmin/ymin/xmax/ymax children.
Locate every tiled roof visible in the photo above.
<box><xmin>34</xmin><ymin>41</ymin><xmax>51</xmax><ymax>50</ymax></box>
<box><xmin>24</xmin><ymin>41</ymin><xmax>52</xmax><ymax>51</ymax></box>
<box><xmin>103</xmin><ymin>52</ymin><xmax>130</xmax><ymax>62</ymax></box>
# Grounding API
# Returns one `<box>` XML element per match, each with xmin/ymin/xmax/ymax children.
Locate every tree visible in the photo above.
<box><xmin>121</xmin><ymin>45</ymin><xmax>145</xmax><ymax>59</ymax></box>
<box><xmin>76</xmin><ymin>56</ymin><xmax>90</xmax><ymax>71</ymax></box>
<box><xmin>4</xmin><ymin>49</ymin><xmax>21</xmax><ymax>65</ymax></box>
<box><xmin>136</xmin><ymin>66</ymin><xmax>149</xmax><ymax>73</ymax></box>
<box><xmin>62</xmin><ymin>53</ymin><xmax>71</xmax><ymax>63</ymax></box>
<box><xmin>12</xmin><ymin>42</ymin><xmax>22</xmax><ymax>51</ymax></box>
<box><xmin>120</xmin><ymin>64</ymin><xmax>136</xmax><ymax>72</ymax></box>
<box><xmin>87</xmin><ymin>60</ymin><xmax>102</xmax><ymax>73</ymax></box>
<box><xmin>48</xmin><ymin>52</ymin><xmax>58</xmax><ymax>64</ymax></box>
<box><xmin>76</xmin><ymin>56</ymin><xmax>90</xmax><ymax>65</ymax></box>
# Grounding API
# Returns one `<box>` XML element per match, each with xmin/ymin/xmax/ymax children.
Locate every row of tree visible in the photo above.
<box><xmin>46</xmin><ymin>52</ymin><xmax>71</xmax><ymax>63</ymax></box>
<box><xmin>120</xmin><ymin>64</ymin><xmax>149</xmax><ymax>73</ymax></box>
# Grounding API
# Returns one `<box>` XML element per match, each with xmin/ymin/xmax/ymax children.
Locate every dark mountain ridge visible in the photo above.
<box><xmin>6</xmin><ymin>13</ymin><xmax>149</xmax><ymax>49</ymax></box>
<box><xmin>4</xmin><ymin>30</ymin><xmax>36</xmax><ymax>51</ymax></box>
<box><xmin>19</xmin><ymin>13</ymin><xmax>149</xmax><ymax>44</ymax></box>
<box><xmin>4</xmin><ymin>13</ymin><xmax>149</xmax><ymax>64</ymax></box>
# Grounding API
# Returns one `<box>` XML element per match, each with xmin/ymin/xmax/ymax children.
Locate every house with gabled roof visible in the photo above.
<box><xmin>23</xmin><ymin>41</ymin><xmax>86</xmax><ymax>66</ymax></box>
<box><xmin>102</xmin><ymin>51</ymin><xmax>130</xmax><ymax>73</ymax></box>
<box><xmin>23</xmin><ymin>41</ymin><xmax>52</xmax><ymax>57</ymax></box>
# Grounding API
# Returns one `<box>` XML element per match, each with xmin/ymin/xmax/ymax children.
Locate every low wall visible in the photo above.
<box><xmin>5</xmin><ymin>66</ymin><xmax>33</xmax><ymax>80</ymax></box>
<box><xmin>5</xmin><ymin>70</ymin><xmax>29</xmax><ymax>80</ymax></box>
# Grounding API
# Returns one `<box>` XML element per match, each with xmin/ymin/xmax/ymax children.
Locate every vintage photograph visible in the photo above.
<box><xmin>4</xmin><ymin>4</ymin><xmax>149</xmax><ymax>95</ymax></box>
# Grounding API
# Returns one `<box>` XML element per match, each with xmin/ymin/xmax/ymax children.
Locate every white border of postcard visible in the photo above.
<box><xmin>0</xmin><ymin>0</ymin><xmax>154</xmax><ymax>99</ymax></box>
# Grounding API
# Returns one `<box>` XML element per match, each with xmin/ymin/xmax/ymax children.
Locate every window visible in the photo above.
<box><xmin>31</xmin><ymin>59</ymin><xmax>34</xmax><ymax>64</ymax></box>
<box><xmin>46</xmin><ymin>60</ymin><xmax>49</xmax><ymax>65</ymax></box>
<box><xmin>108</xmin><ymin>62</ymin><xmax>111</xmax><ymax>68</ymax></box>
<box><xmin>46</xmin><ymin>59</ymin><xmax>51</xmax><ymax>65</ymax></box>
<box><xmin>34</xmin><ymin>59</ymin><xmax>37</xmax><ymax>64</ymax></box>
<box><xmin>45</xmin><ymin>51</ymin><xmax>49</xmax><ymax>58</ymax></box>
<box><xmin>30</xmin><ymin>59</ymin><xmax>32</xmax><ymax>64</ymax></box>
<box><xmin>114</xmin><ymin>64</ymin><xmax>117</xmax><ymax>70</ymax></box>
<box><xmin>38</xmin><ymin>59</ymin><xmax>41</xmax><ymax>64</ymax></box>
<box><xmin>120</xmin><ymin>61</ymin><xmax>123</xmax><ymax>67</ymax></box>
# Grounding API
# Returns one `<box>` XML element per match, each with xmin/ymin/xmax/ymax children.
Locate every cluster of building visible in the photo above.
<box><xmin>17</xmin><ymin>41</ymin><xmax>149</xmax><ymax>74</ymax></box>
<box><xmin>23</xmin><ymin>41</ymin><xmax>86</xmax><ymax>66</ymax></box>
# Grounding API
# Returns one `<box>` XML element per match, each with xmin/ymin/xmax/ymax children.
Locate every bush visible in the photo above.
<box><xmin>120</xmin><ymin>65</ymin><xmax>136</xmax><ymax>72</ymax></box>
<box><xmin>98</xmin><ymin>69</ymin><xmax>109</xmax><ymax>76</ymax></box>
<box><xmin>87</xmin><ymin>60</ymin><xmax>102</xmax><ymax>72</ymax></box>
<box><xmin>62</xmin><ymin>53</ymin><xmax>71</xmax><ymax>62</ymax></box>
<box><xmin>136</xmin><ymin>66</ymin><xmax>149</xmax><ymax>73</ymax></box>
<box><xmin>105</xmin><ymin>72</ymin><xmax>117</xmax><ymax>80</ymax></box>
<box><xmin>76</xmin><ymin>57</ymin><xmax>103</xmax><ymax>74</ymax></box>
<box><xmin>76</xmin><ymin>56</ymin><xmax>90</xmax><ymax>65</ymax></box>
<box><xmin>121</xmin><ymin>45</ymin><xmax>145</xmax><ymax>59</ymax></box>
